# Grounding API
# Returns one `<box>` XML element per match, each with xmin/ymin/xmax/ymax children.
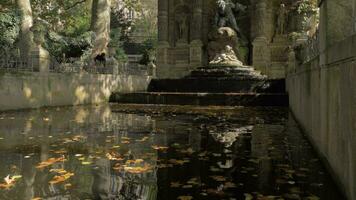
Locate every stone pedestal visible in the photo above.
<box><xmin>31</xmin><ymin>46</ymin><xmax>50</xmax><ymax>73</ymax></box>
<box><xmin>253</xmin><ymin>37</ymin><xmax>271</xmax><ymax>75</ymax></box>
<box><xmin>189</xmin><ymin>40</ymin><xmax>203</xmax><ymax>68</ymax></box>
<box><xmin>269</xmin><ymin>35</ymin><xmax>289</xmax><ymax>78</ymax></box>
<box><xmin>106</xmin><ymin>57</ymin><xmax>119</xmax><ymax>75</ymax></box>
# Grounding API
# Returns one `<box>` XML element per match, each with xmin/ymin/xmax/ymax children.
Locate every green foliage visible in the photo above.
<box><xmin>138</xmin><ymin>38</ymin><xmax>157</xmax><ymax>65</ymax></box>
<box><xmin>31</xmin><ymin>0</ymin><xmax>91</xmax><ymax>36</ymax></box>
<box><xmin>109</xmin><ymin>28</ymin><xmax>128</xmax><ymax>62</ymax></box>
<box><xmin>44</xmin><ymin>31</ymin><xmax>94</xmax><ymax>62</ymax></box>
<box><xmin>0</xmin><ymin>10</ymin><xmax>20</xmax><ymax>55</ymax></box>
<box><xmin>295</xmin><ymin>0</ymin><xmax>318</xmax><ymax>14</ymax></box>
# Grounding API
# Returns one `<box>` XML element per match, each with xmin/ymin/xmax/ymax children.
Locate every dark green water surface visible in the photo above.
<box><xmin>0</xmin><ymin>105</ymin><xmax>345</xmax><ymax>200</ymax></box>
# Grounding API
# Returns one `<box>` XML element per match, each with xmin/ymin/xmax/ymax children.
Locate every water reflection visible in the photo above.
<box><xmin>0</xmin><ymin>105</ymin><xmax>345</xmax><ymax>200</ymax></box>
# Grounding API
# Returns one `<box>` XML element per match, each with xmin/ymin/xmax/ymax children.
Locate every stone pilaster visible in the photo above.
<box><xmin>157</xmin><ymin>0</ymin><xmax>169</xmax><ymax>44</ymax></box>
<box><xmin>191</xmin><ymin>0</ymin><xmax>203</xmax><ymax>41</ymax></box>
<box><xmin>157</xmin><ymin>0</ymin><xmax>170</xmax><ymax>78</ymax></box>
<box><xmin>30</xmin><ymin>45</ymin><xmax>50</xmax><ymax>73</ymax></box>
<box><xmin>189</xmin><ymin>0</ymin><xmax>203</xmax><ymax>69</ymax></box>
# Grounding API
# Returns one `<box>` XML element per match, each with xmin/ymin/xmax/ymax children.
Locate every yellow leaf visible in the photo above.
<box><xmin>177</xmin><ymin>196</ymin><xmax>193</xmax><ymax>200</ymax></box>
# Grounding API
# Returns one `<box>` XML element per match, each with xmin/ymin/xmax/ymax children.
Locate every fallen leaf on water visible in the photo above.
<box><xmin>187</xmin><ymin>178</ymin><xmax>199</xmax><ymax>185</ymax></box>
<box><xmin>244</xmin><ymin>193</ymin><xmax>253</xmax><ymax>200</ymax></box>
<box><xmin>49</xmin><ymin>172</ymin><xmax>74</xmax><ymax>184</ymax></box>
<box><xmin>170</xmin><ymin>182</ymin><xmax>181</xmax><ymax>188</ymax></box>
<box><xmin>224</xmin><ymin>182</ymin><xmax>237</xmax><ymax>189</ymax></box>
<box><xmin>210</xmin><ymin>175</ymin><xmax>226</xmax><ymax>182</ymax></box>
<box><xmin>53</xmin><ymin>150</ymin><xmax>67</xmax><ymax>154</ymax></box>
<box><xmin>305</xmin><ymin>195</ymin><xmax>320</xmax><ymax>200</ymax></box>
<box><xmin>126</xmin><ymin>159</ymin><xmax>144</xmax><ymax>165</ymax></box>
<box><xmin>36</xmin><ymin>157</ymin><xmax>66</xmax><ymax>169</ymax></box>
<box><xmin>168</xmin><ymin>159</ymin><xmax>187</xmax><ymax>165</ymax></box>
<box><xmin>43</xmin><ymin>117</ymin><xmax>50</xmax><ymax>122</ymax></box>
<box><xmin>31</xmin><ymin>198</ymin><xmax>42</xmax><ymax>200</ymax></box>
<box><xmin>136</xmin><ymin>136</ymin><xmax>149</xmax><ymax>142</ymax></box>
<box><xmin>106</xmin><ymin>152</ymin><xmax>124</xmax><ymax>161</ymax></box>
<box><xmin>64</xmin><ymin>183</ymin><xmax>72</xmax><ymax>190</ymax></box>
<box><xmin>82</xmin><ymin>161</ymin><xmax>92</xmax><ymax>165</ymax></box>
<box><xmin>180</xmin><ymin>148</ymin><xmax>194</xmax><ymax>154</ymax></box>
<box><xmin>50</xmin><ymin>169</ymin><xmax>67</xmax><ymax>174</ymax></box>
<box><xmin>152</xmin><ymin>145</ymin><xmax>169</xmax><ymax>151</ymax></box>
<box><xmin>177</xmin><ymin>196</ymin><xmax>193</xmax><ymax>200</ymax></box>
<box><xmin>123</xmin><ymin>163</ymin><xmax>152</xmax><ymax>174</ymax></box>
<box><xmin>0</xmin><ymin>175</ymin><xmax>22</xmax><ymax>189</ymax></box>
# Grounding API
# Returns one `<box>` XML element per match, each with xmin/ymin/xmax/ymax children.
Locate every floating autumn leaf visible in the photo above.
<box><xmin>113</xmin><ymin>163</ymin><xmax>122</xmax><ymax>171</ymax></box>
<box><xmin>49</xmin><ymin>172</ymin><xmax>74</xmax><ymax>184</ymax></box>
<box><xmin>32</xmin><ymin>198</ymin><xmax>42</xmax><ymax>200</ymax></box>
<box><xmin>50</xmin><ymin>169</ymin><xmax>67</xmax><ymax>175</ymax></box>
<box><xmin>123</xmin><ymin>163</ymin><xmax>152</xmax><ymax>174</ymax></box>
<box><xmin>36</xmin><ymin>157</ymin><xmax>66</xmax><ymax>169</ymax></box>
<box><xmin>43</xmin><ymin>117</ymin><xmax>50</xmax><ymax>122</ymax></box>
<box><xmin>180</xmin><ymin>148</ymin><xmax>194</xmax><ymax>154</ymax></box>
<box><xmin>187</xmin><ymin>178</ymin><xmax>200</xmax><ymax>185</ymax></box>
<box><xmin>121</xmin><ymin>140</ymin><xmax>130</xmax><ymax>144</ymax></box>
<box><xmin>152</xmin><ymin>145</ymin><xmax>169</xmax><ymax>151</ymax></box>
<box><xmin>121</xmin><ymin>137</ymin><xmax>131</xmax><ymax>140</ymax></box>
<box><xmin>106</xmin><ymin>152</ymin><xmax>124</xmax><ymax>161</ymax></box>
<box><xmin>168</xmin><ymin>159</ymin><xmax>187</xmax><ymax>166</ymax></box>
<box><xmin>136</xmin><ymin>136</ymin><xmax>149</xmax><ymax>142</ymax></box>
<box><xmin>53</xmin><ymin>149</ymin><xmax>67</xmax><ymax>154</ymax></box>
<box><xmin>64</xmin><ymin>183</ymin><xmax>72</xmax><ymax>190</ymax></box>
<box><xmin>126</xmin><ymin>159</ymin><xmax>144</xmax><ymax>165</ymax></box>
<box><xmin>223</xmin><ymin>182</ymin><xmax>237</xmax><ymax>189</ymax></box>
<box><xmin>244</xmin><ymin>193</ymin><xmax>253</xmax><ymax>200</ymax></box>
<box><xmin>177</xmin><ymin>196</ymin><xmax>193</xmax><ymax>200</ymax></box>
<box><xmin>210</xmin><ymin>175</ymin><xmax>226</xmax><ymax>182</ymax></box>
<box><xmin>170</xmin><ymin>182</ymin><xmax>181</xmax><ymax>188</ymax></box>
<box><xmin>0</xmin><ymin>175</ymin><xmax>22</xmax><ymax>189</ymax></box>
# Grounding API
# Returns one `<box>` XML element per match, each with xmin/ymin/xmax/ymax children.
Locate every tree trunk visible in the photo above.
<box><xmin>17</xmin><ymin>0</ymin><xmax>34</xmax><ymax>60</ymax></box>
<box><xmin>91</xmin><ymin>0</ymin><xmax>111</xmax><ymax>59</ymax></box>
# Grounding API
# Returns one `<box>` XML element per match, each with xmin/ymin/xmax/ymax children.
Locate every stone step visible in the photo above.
<box><xmin>148</xmin><ymin>79</ymin><xmax>285</xmax><ymax>93</ymax></box>
<box><xmin>110</xmin><ymin>92</ymin><xmax>288</xmax><ymax>106</ymax></box>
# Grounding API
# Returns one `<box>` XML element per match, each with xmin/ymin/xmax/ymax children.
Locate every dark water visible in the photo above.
<box><xmin>0</xmin><ymin>105</ymin><xmax>345</xmax><ymax>200</ymax></box>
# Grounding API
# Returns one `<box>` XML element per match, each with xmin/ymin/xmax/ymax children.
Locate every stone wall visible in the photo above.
<box><xmin>286</xmin><ymin>34</ymin><xmax>356</xmax><ymax>200</ymax></box>
<box><xmin>0</xmin><ymin>72</ymin><xmax>151</xmax><ymax>111</ymax></box>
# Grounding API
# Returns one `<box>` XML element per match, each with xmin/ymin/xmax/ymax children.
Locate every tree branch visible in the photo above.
<box><xmin>65</xmin><ymin>0</ymin><xmax>87</xmax><ymax>10</ymax></box>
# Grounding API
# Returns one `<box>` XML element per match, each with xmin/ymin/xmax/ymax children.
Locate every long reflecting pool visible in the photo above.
<box><xmin>0</xmin><ymin>104</ymin><xmax>345</xmax><ymax>200</ymax></box>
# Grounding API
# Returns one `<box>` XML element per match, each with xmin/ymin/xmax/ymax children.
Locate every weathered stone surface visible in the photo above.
<box><xmin>287</xmin><ymin>33</ymin><xmax>356</xmax><ymax>200</ymax></box>
<box><xmin>0</xmin><ymin>72</ymin><xmax>151</xmax><ymax>111</ymax></box>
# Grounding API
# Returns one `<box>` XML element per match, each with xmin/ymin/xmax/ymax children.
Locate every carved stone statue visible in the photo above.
<box><xmin>215</xmin><ymin>0</ymin><xmax>246</xmax><ymax>35</ymax></box>
<box><xmin>209</xmin><ymin>45</ymin><xmax>243</xmax><ymax>66</ymax></box>
<box><xmin>176</xmin><ymin>15</ymin><xmax>189</xmax><ymax>42</ymax></box>
<box><xmin>276</xmin><ymin>4</ymin><xmax>287</xmax><ymax>35</ymax></box>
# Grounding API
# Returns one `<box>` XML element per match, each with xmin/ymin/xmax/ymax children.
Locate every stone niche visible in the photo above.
<box><xmin>157</xmin><ymin>0</ymin><xmax>216</xmax><ymax>79</ymax></box>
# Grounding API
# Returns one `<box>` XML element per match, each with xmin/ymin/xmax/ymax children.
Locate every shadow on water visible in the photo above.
<box><xmin>0</xmin><ymin>104</ymin><xmax>345</xmax><ymax>200</ymax></box>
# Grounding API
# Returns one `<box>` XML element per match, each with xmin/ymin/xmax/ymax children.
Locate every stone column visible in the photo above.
<box><xmin>189</xmin><ymin>0</ymin><xmax>203</xmax><ymax>68</ymax></box>
<box><xmin>158</xmin><ymin>0</ymin><xmax>169</xmax><ymax>45</ymax></box>
<box><xmin>156</xmin><ymin>0</ymin><xmax>170</xmax><ymax>78</ymax></box>
<box><xmin>252</xmin><ymin>0</ymin><xmax>271</xmax><ymax>74</ymax></box>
